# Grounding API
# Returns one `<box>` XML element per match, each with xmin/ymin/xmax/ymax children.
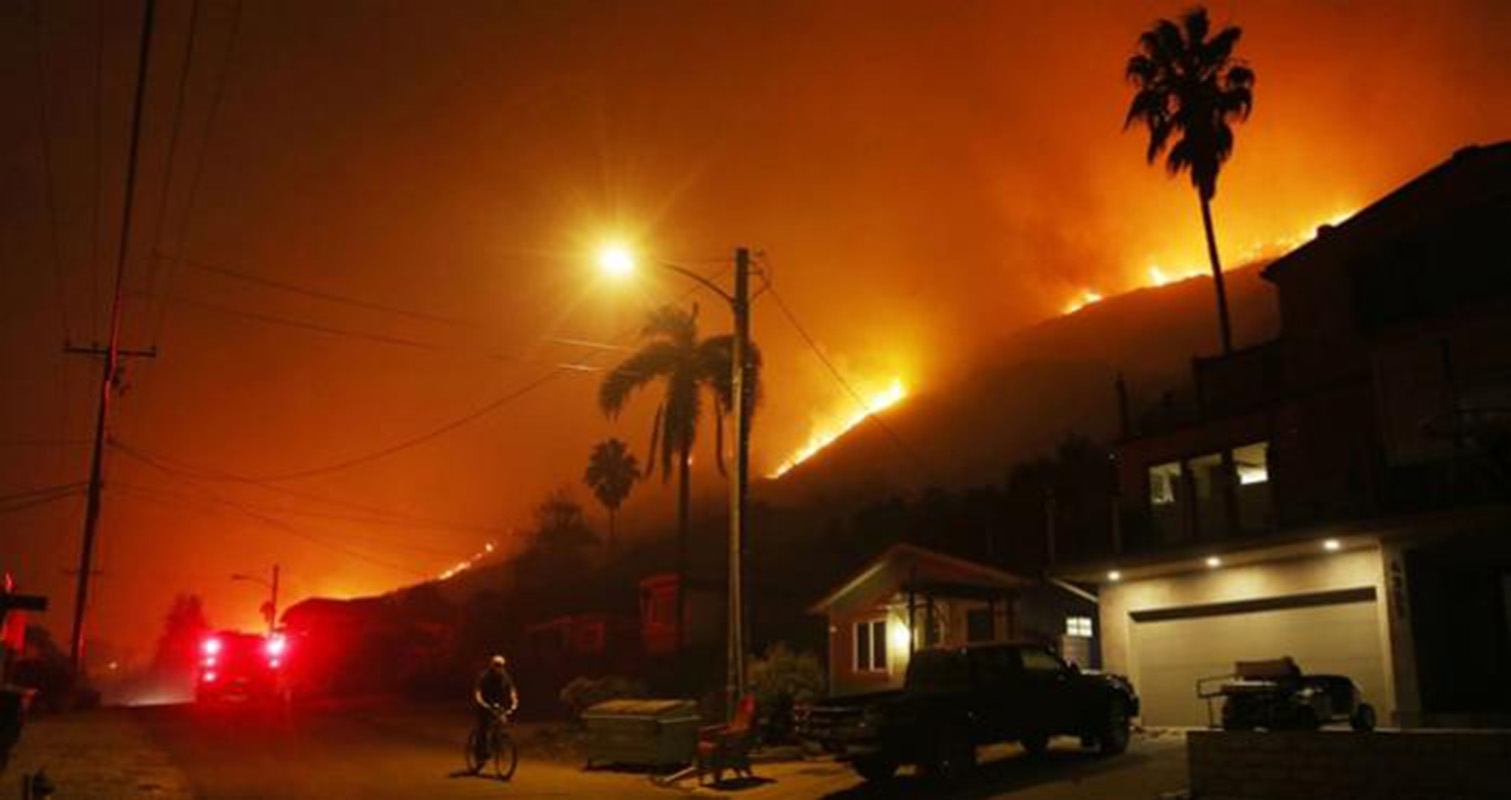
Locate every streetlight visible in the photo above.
<box><xmin>596</xmin><ymin>242</ymin><xmax>755</xmax><ymax>716</ymax></box>
<box><xmin>231</xmin><ymin>564</ymin><xmax>280</xmax><ymax>635</ymax></box>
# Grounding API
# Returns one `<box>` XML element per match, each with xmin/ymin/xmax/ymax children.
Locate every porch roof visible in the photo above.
<box><xmin>808</xmin><ymin>544</ymin><xmax>1032</xmax><ymax>615</ymax></box>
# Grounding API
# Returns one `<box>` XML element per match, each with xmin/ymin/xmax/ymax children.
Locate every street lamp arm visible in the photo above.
<box><xmin>230</xmin><ymin>573</ymin><xmax>272</xmax><ymax>588</ymax></box>
<box><xmin>654</xmin><ymin>261</ymin><xmax>735</xmax><ymax>304</ymax></box>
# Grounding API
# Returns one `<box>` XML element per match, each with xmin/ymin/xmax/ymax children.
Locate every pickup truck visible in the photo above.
<box><xmin>799</xmin><ymin>642</ymin><xmax>1139</xmax><ymax>782</ymax></box>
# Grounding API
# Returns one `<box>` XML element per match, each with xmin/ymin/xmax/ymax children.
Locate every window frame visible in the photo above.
<box><xmin>853</xmin><ymin>618</ymin><xmax>888</xmax><ymax>673</ymax></box>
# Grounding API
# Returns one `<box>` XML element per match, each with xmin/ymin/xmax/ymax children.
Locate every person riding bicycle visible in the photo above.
<box><xmin>471</xmin><ymin>655</ymin><xmax>518</xmax><ymax>767</ymax></box>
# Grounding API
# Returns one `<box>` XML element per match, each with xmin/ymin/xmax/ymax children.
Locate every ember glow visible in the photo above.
<box><xmin>1059</xmin><ymin>208</ymin><xmax>1361</xmax><ymax>316</ymax></box>
<box><xmin>769</xmin><ymin>380</ymin><xmax>908</xmax><ymax>478</ymax></box>
<box><xmin>437</xmin><ymin>541</ymin><xmax>496</xmax><ymax>581</ymax></box>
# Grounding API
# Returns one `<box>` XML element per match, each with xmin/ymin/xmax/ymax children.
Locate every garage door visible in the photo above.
<box><xmin>1131</xmin><ymin>592</ymin><xmax>1388</xmax><ymax>727</ymax></box>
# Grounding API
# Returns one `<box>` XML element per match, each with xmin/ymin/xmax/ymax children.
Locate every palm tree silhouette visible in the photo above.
<box><xmin>1124</xmin><ymin>6</ymin><xmax>1255</xmax><ymax>354</ymax></box>
<box><xmin>598</xmin><ymin>304</ymin><xmax>761</xmax><ymax>651</ymax></box>
<box><xmin>583</xmin><ymin>438</ymin><xmax>639</xmax><ymax>553</ymax></box>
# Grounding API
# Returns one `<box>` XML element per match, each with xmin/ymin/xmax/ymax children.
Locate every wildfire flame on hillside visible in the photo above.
<box><xmin>1061</xmin><ymin>208</ymin><xmax>1360</xmax><ymax>316</ymax></box>
<box><xmin>437</xmin><ymin>541</ymin><xmax>495</xmax><ymax>581</ymax></box>
<box><xmin>769</xmin><ymin>379</ymin><xmax>908</xmax><ymax>478</ymax></box>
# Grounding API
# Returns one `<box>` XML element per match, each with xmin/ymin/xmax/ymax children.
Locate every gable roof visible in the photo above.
<box><xmin>808</xmin><ymin>543</ymin><xmax>1032</xmax><ymax>615</ymax></box>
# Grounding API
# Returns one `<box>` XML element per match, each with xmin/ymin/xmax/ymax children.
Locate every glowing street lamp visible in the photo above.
<box><xmin>595</xmin><ymin>241</ymin><xmax>756</xmax><ymax>717</ymax></box>
<box><xmin>597</xmin><ymin>244</ymin><xmax>637</xmax><ymax>278</ymax></box>
<box><xmin>231</xmin><ymin>564</ymin><xmax>280</xmax><ymax>634</ymax></box>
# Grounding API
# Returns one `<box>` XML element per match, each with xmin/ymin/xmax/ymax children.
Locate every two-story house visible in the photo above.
<box><xmin>1059</xmin><ymin>142</ymin><xmax>1511</xmax><ymax>729</ymax></box>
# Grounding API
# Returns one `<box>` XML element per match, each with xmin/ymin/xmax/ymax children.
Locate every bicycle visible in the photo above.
<box><xmin>465</xmin><ymin>705</ymin><xmax>518</xmax><ymax>780</ymax></box>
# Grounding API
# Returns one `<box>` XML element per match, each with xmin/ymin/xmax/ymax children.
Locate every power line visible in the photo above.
<box><xmin>0</xmin><ymin>488</ymin><xmax>83</xmax><ymax>515</ymax></box>
<box><xmin>111</xmin><ymin>440</ymin><xmax>508</xmax><ymax>535</ymax></box>
<box><xmin>108</xmin><ymin>482</ymin><xmax>477</xmax><ymax>558</ymax></box>
<box><xmin>167</xmin><ymin>253</ymin><xmax>471</xmax><ymax>326</ymax></box>
<box><xmin>157</xmin><ymin>292</ymin><xmax>541</xmax><ymax>364</ymax></box>
<box><xmin>29</xmin><ymin>0</ymin><xmax>71</xmax><ymax>343</ymax></box>
<box><xmin>106</xmin><ymin>483</ymin><xmax>427</xmax><ymax>576</ymax></box>
<box><xmin>763</xmin><ymin>280</ymin><xmax>936</xmax><ymax>481</ymax></box>
<box><xmin>0</xmin><ymin>481</ymin><xmax>88</xmax><ymax>504</ymax></box>
<box><xmin>89</xmin><ymin>0</ymin><xmax>106</xmax><ymax>342</ymax></box>
<box><xmin>140</xmin><ymin>0</ymin><xmax>201</xmax><ymax>314</ymax></box>
<box><xmin>150</xmin><ymin>0</ymin><xmax>244</xmax><ymax>348</ymax></box>
<box><xmin>0</xmin><ymin>439</ymin><xmax>89</xmax><ymax>448</ymax></box>
<box><xmin>117</xmin><ymin>263</ymin><xmax>726</xmax><ymax>484</ymax></box>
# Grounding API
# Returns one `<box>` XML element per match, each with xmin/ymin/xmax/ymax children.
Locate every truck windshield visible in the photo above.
<box><xmin>905</xmin><ymin>650</ymin><xmax>971</xmax><ymax>693</ymax></box>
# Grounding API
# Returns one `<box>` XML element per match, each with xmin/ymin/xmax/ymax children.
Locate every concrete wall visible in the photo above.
<box><xmin>1189</xmin><ymin>729</ymin><xmax>1511</xmax><ymax>800</ymax></box>
<box><xmin>1099</xmin><ymin>547</ymin><xmax>1396</xmax><ymax>723</ymax></box>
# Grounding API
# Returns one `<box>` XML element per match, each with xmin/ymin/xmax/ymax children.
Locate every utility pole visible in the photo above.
<box><xmin>66</xmin><ymin>0</ymin><xmax>159</xmax><ymax>674</ymax></box>
<box><xmin>233</xmin><ymin>565</ymin><xmax>280</xmax><ymax>634</ymax></box>
<box><xmin>727</xmin><ymin>247</ymin><xmax>751</xmax><ymax>716</ymax></box>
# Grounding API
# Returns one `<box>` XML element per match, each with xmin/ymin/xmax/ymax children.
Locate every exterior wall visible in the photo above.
<box><xmin>1099</xmin><ymin>547</ymin><xmax>1396</xmax><ymax>723</ymax></box>
<box><xmin>827</xmin><ymin>595</ymin><xmax>1016</xmax><ymax>696</ymax></box>
<box><xmin>1188</xmin><ymin>729</ymin><xmax>1511</xmax><ymax>800</ymax></box>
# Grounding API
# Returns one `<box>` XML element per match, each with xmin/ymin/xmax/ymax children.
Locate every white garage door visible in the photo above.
<box><xmin>1132</xmin><ymin>594</ymin><xmax>1388</xmax><ymax>727</ymax></box>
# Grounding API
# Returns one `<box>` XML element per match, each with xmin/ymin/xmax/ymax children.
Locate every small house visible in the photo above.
<box><xmin>809</xmin><ymin>544</ymin><xmax>1098</xmax><ymax>696</ymax></box>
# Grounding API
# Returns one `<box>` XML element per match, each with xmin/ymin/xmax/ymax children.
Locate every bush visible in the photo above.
<box><xmin>558</xmin><ymin>675</ymin><xmax>647</xmax><ymax>718</ymax></box>
<box><xmin>747</xmin><ymin>643</ymin><xmax>824</xmax><ymax>744</ymax></box>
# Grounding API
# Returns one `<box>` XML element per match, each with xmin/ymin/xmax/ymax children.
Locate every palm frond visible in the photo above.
<box><xmin>648</xmin><ymin>403</ymin><xmax>665</xmax><ymax>482</ymax></box>
<box><xmin>1180</xmin><ymin>7</ymin><xmax>1210</xmax><ymax>52</ymax></box>
<box><xmin>598</xmin><ymin>341</ymin><xmax>681</xmax><ymax>417</ymax></box>
<box><xmin>1203</xmin><ymin>25</ymin><xmax>1241</xmax><ymax>66</ymax></box>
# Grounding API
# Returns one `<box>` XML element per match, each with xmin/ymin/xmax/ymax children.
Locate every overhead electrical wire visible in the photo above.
<box><xmin>120</xmin><ymin>265</ymin><xmax>727</xmax><ymax>483</ymax></box>
<box><xmin>157</xmin><ymin>292</ymin><xmax>556</xmax><ymax>365</ymax></box>
<box><xmin>0</xmin><ymin>481</ymin><xmax>88</xmax><ymax>504</ymax></box>
<box><xmin>108</xmin><ymin>481</ymin><xmax>477</xmax><ymax>558</ymax></box>
<box><xmin>167</xmin><ymin>253</ymin><xmax>472</xmax><ymax>326</ymax></box>
<box><xmin>111</xmin><ymin>438</ymin><xmax>510</xmax><ymax>532</ymax></box>
<box><xmin>29</xmin><ymin>0</ymin><xmax>72</xmax><ymax>343</ymax></box>
<box><xmin>762</xmin><ymin>276</ymin><xmax>936</xmax><ymax>481</ymax></box>
<box><xmin>149</xmin><ymin>0</ymin><xmax>244</xmax><ymax>348</ymax></box>
<box><xmin>89</xmin><ymin>0</ymin><xmax>106</xmax><ymax>342</ymax></box>
<box><xmin>139</xmin><ymin>0</ymin><xmax>202</xmax><ymax>311</ymax></box>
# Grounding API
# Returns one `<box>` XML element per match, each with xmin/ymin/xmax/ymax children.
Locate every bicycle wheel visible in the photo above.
<box><xmin>491</xmin><ymin>728</ymin><xmax>518</xmax><ymax>781</ymax></box>
<box><xmin>464</xmin><ymin>729</ymin><xmax>486</xmax><ymax>774</ymax></box>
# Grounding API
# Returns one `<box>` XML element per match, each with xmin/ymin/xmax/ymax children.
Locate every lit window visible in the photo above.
<box><xmin>1148</xmin><ymin>461</ymin><xmax>1182</xmax><ymax>506</ymax></box>
<box><xmin>1233</xmin><ymin>442</ymin><xmax>1269</xmax><ymax>485</ymax></box>
<box><xmin>854</xmin><ymin>619</ymin><xmax>887</xmax><ymax>672</ymax></box>
<box><xmin>1065</xmin><ymin>616</ymin><xmax>1093</xmax><ymax>637</ymax></box>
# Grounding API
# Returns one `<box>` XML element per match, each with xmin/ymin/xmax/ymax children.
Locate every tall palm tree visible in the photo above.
<box><xmin>598</xmin><ymin>304</ymin><xmax>761</xmax><ymax>651</ymax></box>
<box><xmin>1124</xmin><ymin>6</ymin><xmax>1255</xmax><ymax>354</ymax></box>
<box><xmin>583</xmin><ymin>438</ymin><xmax>639</xmax><ymax>553</ymax></box>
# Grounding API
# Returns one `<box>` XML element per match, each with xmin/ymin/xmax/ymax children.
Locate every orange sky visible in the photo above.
<box><xmin>3</xmin><ymin>0</ymin><xmax>1509</xmax><ymax>660</ymax></box>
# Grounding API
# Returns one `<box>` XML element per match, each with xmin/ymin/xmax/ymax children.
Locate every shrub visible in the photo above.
<box><xmin>559</xmin><ymin>675</ymin><xmax>647</xmax><ymax>718</ymax></box>
<box><xmin>747</xmin><ymin>643</ymin><xmax>824</xmax><ymax>743</ymax></box>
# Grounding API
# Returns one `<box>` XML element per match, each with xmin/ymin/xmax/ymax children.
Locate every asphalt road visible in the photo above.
<box><xmin>133</xmin><ymin>704</ymin><xmax>673</xmax><ymax>800</ymax></box>
<box><xmin>131</xmin><ymin>704</ymin><xmax>1189</xmax><ymax>800</ymax></box>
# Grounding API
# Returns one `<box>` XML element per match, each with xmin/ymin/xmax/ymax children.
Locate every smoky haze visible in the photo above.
<box><xmin>2</xmin><ymin>0</ymin><xmax>1508</xmax><ymax>661</ymax></box>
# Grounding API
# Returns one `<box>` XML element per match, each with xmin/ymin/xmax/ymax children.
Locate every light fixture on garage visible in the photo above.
<box><xmin>1107</xmin><ymin>570</ymin><xmax>1122</xmax><ymax>582</ymax></box>
<box><xmin>1205</xmin><ymin>556</ymin><xmax>1222</xmax><ymax>568</ymax></box>
<box><xmin>1323</xmin><ymin>539</ymin><xmax>1341</xmax><ymax>552</ymax></box>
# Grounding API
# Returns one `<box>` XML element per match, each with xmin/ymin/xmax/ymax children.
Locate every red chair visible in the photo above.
<box><xmin>695</xmin><ymin>694</ymin><xmax>757</xmax><ymax>785</ymax></box>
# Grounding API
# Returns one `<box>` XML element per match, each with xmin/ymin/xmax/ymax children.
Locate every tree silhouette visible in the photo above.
<box><xmin>1124</xmin><ymin>6</ymin><xmax>1255</xmax><ymax>354</ymax></box>
<box><xmin>598</xmin><ymin>304</ymin><xmax>761</xmax><ymax>651</ymax></box>
<box><xmin>152</xmin><ymin>593</ymin><xmax>210</xmax><ymax>677</ymax></box>
<box><xmin>584</xmin><ymin>437</ymin><xmax>639</xmax><ymax>552</ymax></box>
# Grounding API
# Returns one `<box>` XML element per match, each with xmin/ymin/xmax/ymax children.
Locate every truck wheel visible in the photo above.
<box><xmin>852</xmin><ymin>755</ymin><xmax>898</xmax><ymax>783</ymax></box>
<box><xmin>1350</xmin><ymin>703</ymin><xmax>1377</xmax><ymax>732</ymax></box>
<box><xmin>1097</xmin><ymin>702</ymin><xmax>1131</xmax><ymax>756</ymax></box>
<box><xmin>924</xmin><ymin>731</ymin><xmax>976</xmax><ymax>784</ymax></box>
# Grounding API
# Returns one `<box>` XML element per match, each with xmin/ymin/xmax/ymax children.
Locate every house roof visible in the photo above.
<box><xmin>1262</xmin><ymin>141</ymin><xmax>1511</xmax><ymax>283</ymax></box>
<box><xmin>807</xmin><ymin>543</ymin><xmax>1032</xmax><ymax>615</ymax></box>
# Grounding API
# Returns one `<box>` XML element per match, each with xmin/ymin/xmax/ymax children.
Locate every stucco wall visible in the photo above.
<box><xmin>1099</xmin><ymin>547</ymin><xmax>1394</xmax><ymax>723</ymax></box>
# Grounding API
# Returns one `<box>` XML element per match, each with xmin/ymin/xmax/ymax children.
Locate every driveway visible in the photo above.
<box><xmin>676</xmin><ymin>732</ymin><xmax>1189</xmax><ymax>800</ymax></box>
